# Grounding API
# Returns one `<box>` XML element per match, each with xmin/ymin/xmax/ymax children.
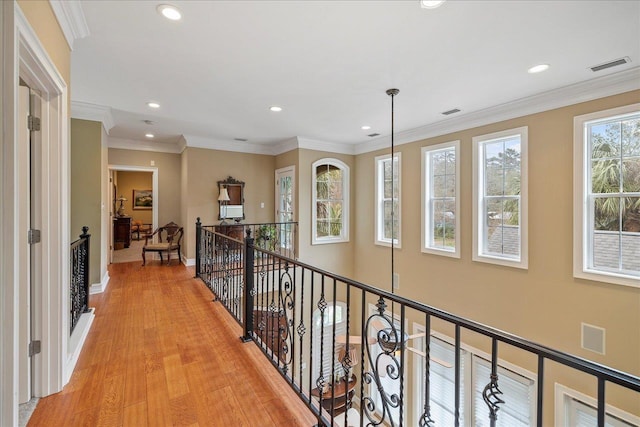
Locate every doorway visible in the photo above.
<box><xmin>275</xmin><ymin>166</ymin><xmax>295</xmax><ymax>252</ymax></box>
<box><xmin>108</xmin><ymin>166</ymin><xmax>158</xmax><ymax>264</ymax></box>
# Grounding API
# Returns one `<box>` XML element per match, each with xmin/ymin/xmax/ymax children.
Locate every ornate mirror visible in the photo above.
<box><xmin>218</xmin><ymin>176</ymin><xmax>245</xmax><ymax>222</ymax></box>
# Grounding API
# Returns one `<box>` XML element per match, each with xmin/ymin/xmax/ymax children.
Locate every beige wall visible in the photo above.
<box><xmin>71</xmin><ymin>119</ymin><xmax>102</xmax><ymax>285</ymax></box>
<box><xmin>353</xmin><ymin>90</ymin><xmax>640</xmax><ymax>422</ymax></box>
<box><xmin>108</xmin><ymin>148</ymin><xmax>182</xmax><ymax>229</ymax></box>
<box><xmin>182</xmin><ymin>147</ymin><xmax>276</xmax><ymax>259</ymax></box>
<box><xmin>114</xmin><ymin>171</ymin><xmax>153</xmax><ymax>223</ymax></box>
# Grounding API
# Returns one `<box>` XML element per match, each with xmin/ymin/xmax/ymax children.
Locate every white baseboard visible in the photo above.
<box><xmin>183</xmin><ymin>257</ymin><xmax>195</xmax><ymax>266</ymax></box>
<box><xmin>64</xmin><ymin>307</ymin><xmax>95</xmax><ymax>383</ymax></box>
<box><xmin>89</xmin><ymin>271</ymin><xmax>109</xmax><ymax>295</ymax></box>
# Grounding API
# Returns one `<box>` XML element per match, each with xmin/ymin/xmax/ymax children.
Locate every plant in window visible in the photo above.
<box><xmin>256</xmin><ymin>224</ymin><xmax>278</xmax><ymax>251</ymax></box>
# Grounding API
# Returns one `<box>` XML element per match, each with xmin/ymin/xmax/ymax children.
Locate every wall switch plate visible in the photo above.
<box><xmin>260</xmin><ymin>202</ymin><xmax>264</xmax><ymax>208</ymax></box>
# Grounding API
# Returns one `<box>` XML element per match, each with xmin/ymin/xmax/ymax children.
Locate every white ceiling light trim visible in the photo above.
<box><xmin>157</xmin><ymin>4</ymin><xmax>182</xmax><ymax>21</ymax></box>
<box><xmin>528</xmin><ymin>64</ymin><xmax>550</xmax><ymax>74</ymax></box>
<box><xmin>145</xmin><ymin>133</ymin><xmax>155</xmax><ymax>138</ymax></box>
<box><xmin>147</xmin><ymin>102</ymin><xmax>160</xmax><ymax>109</ymax></box>
<box><xmin>71</xmin><ymin>101</ymin><xmax>115</xmax><ymax>133</ymax></box>
<box><xmin>361</xmin><ymin>125</ymin><xmax>371</xmax><ymax>130</ymax></box>
<box><xmin>420</xmin><ymin>0</ymin><xmax>446</xmax><ymax>9</ymax></box>
<box><xmin>270</xmin><ymin>106</ymin><xmax>283</xmax><ymax>112</ymax></box>
<box><xmin>355</xmin><ymin>67</ymin><xmax>640</xmax><ymax>155</ymax></box>
<box><xmin>49</xmin><ymin>0</ymin><xmax>90</xmax><ymax>50</ymax></box>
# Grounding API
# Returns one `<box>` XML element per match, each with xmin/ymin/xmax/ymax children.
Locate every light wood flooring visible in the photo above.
<box><xmin>27</xmin><ymin>261</ymin><xmax>317</xmax><ymax>426</ymax></box>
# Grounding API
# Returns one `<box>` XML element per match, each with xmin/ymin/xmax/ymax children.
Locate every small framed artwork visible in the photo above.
<box><xmin>132</xmin><ymin>189</ymin><xmax>152</xmax><ymax>210</ymax></box>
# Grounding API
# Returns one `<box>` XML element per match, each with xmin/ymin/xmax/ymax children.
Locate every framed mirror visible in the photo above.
<box><xmin>218</xmin><ymin>176</ymin><xmax>245</xmax><ymax>222</ymax></box>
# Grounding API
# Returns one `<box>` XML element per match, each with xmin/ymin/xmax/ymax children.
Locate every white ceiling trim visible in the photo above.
<box><xmin>184</xmin><ymin>134</ymin><xmax>274</xmax><ymax>156</ymax></box>
<box><xmin>354</xmin><ymin>67</ymin><xmax>640</xmax><ymax>155</ymax></box>
<box><xmin>71</xmin><ymin>101</ymin><xmax>114</xmax><ymax>133</ymax></box>
<box><xmin>296</xmin><ymin>137</ymin><xmax>355</xmax><ymax>156</ymax></box>
<box><xmin>48</xmin><ymin>1</ymin><xmax>89</xmax><ymax>51</ymax></box>
<box><xmin>270</xmin><ymin>137</ymin><xmax>300</xmax><ymax>156</ymax></box>
<box><xmin>107</xmin><ymin>136</ymin><xmax>183</xmax><ymax>154</ymax></box>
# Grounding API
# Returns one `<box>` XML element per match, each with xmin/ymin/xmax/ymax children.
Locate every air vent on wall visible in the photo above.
<box><xmin>590</xmin><ymin>57</ymin><xmax>630</xmax><ymax>72</ymax></box>
<box><xmin>442</xmin><ymin>108</ymin><xmax>461</xmax><ymax>116</ymax></box>
<box><xmin>581</xmin><ymin>322</ymin><xmax>605</xmax><ymax>355</ymax></box>
<box><xmin>368</xmin><ymin>133</ymin><xmax>380</xmax><ymax>137</ymax></box>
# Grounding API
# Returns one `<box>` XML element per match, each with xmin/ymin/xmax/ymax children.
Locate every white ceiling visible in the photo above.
<box><xmin>70</xmin><ymin>0</ymin><xmax>640</xmax><ymax>154</ymax></box>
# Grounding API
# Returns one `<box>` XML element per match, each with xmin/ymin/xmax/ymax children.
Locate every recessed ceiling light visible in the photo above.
<box><xmin>145</xmin><ymin>133</ymin><xmax>155</xmax><ymax>138</ymax></box>
<box><xmin>147</xmin><ymin>102</ymin><xmax>160</xmax><ymax>109</ymax></box>
<box><xmin>270</xmin><ymin>106</ymin><xmax>282</xmax><ymax>112</ymax></box>
<box><xmin>528</xmin><ymin>64</ymin><xmax>549</xmax><ymax>74</ymax></box>
<box><xmin>421</xmin><ymin>0</ymin><xmax>445</xmax><ymax>9</ymax></box>
<box><xmin>157</xmin><ymin>4</ymin><xmax>181</xmax><ymax>21</ymax></box>
<box><xmin>361</xmin><ymin>125</ymin><xmax>371</xmax><ymax>130</ymax></box>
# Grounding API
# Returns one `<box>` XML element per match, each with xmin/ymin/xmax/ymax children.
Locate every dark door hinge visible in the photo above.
<box><xmin>29</xmin><ymin>340</ymin><xmax>41</xmax><ymax>357</ymax></box>
<box><xmin>28</xmin><ymin>229</ymin><xmax>41</xmax><ymax>244</ymax></box>
<box><xmin>28</xmin><ymin>115</ymin><xmax>41</xmax><ymax>131</ymax></box>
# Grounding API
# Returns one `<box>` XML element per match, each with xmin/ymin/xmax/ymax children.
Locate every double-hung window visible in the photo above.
<box><xmin>473</xmin><ymin>127</ymin><xmax>528</xmax><ymax>268</ymax></box>
<box><xmin>312</xmin><ymin>159</ymin><xmax>349</xmax><ymax>244</ymax></box>
<box><xmin>556</xmin><ymin>384</ymin><xmax>640</xmax><ymax>426</ymax></box>
<box><xmin>423</xmin><ymin>141</ymin><xmax>460</xmax><ymax>257</ymax></box>
<box><xmin>375</xmin><ymin>153</ymin><xmax>401</xmax><ymax>247</ymax></box>
<box><xmin>414</xmin><ymin>333</ymin><xmax>535</xmax><ymax>426</ymax></box>
<box><xmin>573</xmin><ymin>104</ymin><xmax>640</xmax><ymax>287</ymax></box>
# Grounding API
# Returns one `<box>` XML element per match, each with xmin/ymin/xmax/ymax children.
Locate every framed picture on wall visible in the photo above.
<box><xmin>132</xmin><ymin>189</ymin><xmax>152</xmax><ymax>210</ymax></box>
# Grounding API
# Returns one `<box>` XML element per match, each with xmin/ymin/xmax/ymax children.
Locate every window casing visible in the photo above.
<box><xmin>312</xmin><ymin>159</ymin><xmax>349</xmax><ymax>244</ymax></box>
<box><xmin>375</xmin><ymin>153</ymin><xmax>401</xmax><ymax>247</ymax></box>
<box><xmin>573</xmin><ymin>104</ymin><xmax>640</xmax><ymax>287</ymax></box>
<box><xmin>413</xmin><ymin>330</ymin><xmax>536</xmax><ymax>427</ymax></box>
<box><xmin>555</xmin><ymin>384</ymin><xmax>640</xmax><ymax>427</ymax></box>
<box><xmin>422</xmin><ymin>141</ymin><xmax>460</xmax><ymax>257</ymax></box>
<box><xmin>473</xmin><ymin>127</ymin><xmax>528</xmax><ymax>269</ymax></box>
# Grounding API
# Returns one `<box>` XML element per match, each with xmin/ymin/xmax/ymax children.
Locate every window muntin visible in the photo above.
<box><xmin>473</xmin><ymin>127</ymin><xmax>528</xmax><ymax>269</ymax></box>
<box><xmin>574</xmin><ymin>105</ymin><xmax>640</xmax><ymax>287</ymax></box>
<box><xmin>312</xmin><ymin>159</ymin><xmax>349</xmax><ymax>244</ymax></box>
<box><xmin>376</xmin><ymin>153</ymin><xmax>401</xmax><ymax>247</ymax></box>
<box><xmin>423</xmin><ymin>142</ymin><xmax>460</xmax><ymax>257</ymax></box>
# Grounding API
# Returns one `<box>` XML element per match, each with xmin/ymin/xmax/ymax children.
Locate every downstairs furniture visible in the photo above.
<box><xmin>142</xmin><ymin>222</ymin><xmax>183</xmax><ymax>266</ymax></box>
<box><xmin>113</xmin><ymin>216</ymin><xmax>131</xmax><ymax>250</ymax></box>
<box><xmin>310</xmin><ymin>375</ymin><xmax>357</xmax><ymax>417</ymax></box>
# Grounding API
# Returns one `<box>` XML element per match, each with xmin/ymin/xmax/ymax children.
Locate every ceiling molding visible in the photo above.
<box><xmin>107</xmin><ymin>136</ymin><xmax>183</xmax><ymax>154</ymax></box>
<box><xmin>270</xmin><ymin>137</ymin><xmax>300</xmax><ymax>156</ymax></box>
<box><xmin>49</xmin><ymin>1</ymin><xmax>89</xmax><ymax>50</ymax></box>
<box><xmin>354</xmin><ymin>67</ymin><xmax>640</xmax><ymax>155</ymax></box>
<box><xmin>184</xmin><ymin>134</ymin><xmax>274</xmax><ymax>156</ymax></box>
<box><xmin>296</xmin><ymin>137</ymin><xmax>355</xmax><ymax>156</ymax></box>
<box><xmin>71</xmin><ymin>101</ymin><xmax>114</xmax><ymax>133</ymax></box>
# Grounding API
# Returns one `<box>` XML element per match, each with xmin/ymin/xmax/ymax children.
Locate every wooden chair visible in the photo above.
<box><xmin>142</xmin><ymin>222</ymin><xmax>183</xmax><ymax>266</ymax></box>
<box><xmin>131</xmin><ymin>220</ymin><xmax>152</xmax><ymax>240</ymax></box>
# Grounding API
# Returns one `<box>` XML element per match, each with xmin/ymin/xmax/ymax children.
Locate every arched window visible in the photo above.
<box><xmin>312</xmin><ymin>159</ymin><xmax>349</xmax><ymax>244</ymax></box>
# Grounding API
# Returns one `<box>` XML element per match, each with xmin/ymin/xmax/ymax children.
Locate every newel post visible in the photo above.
<box><xmin>195</xmin><ymin>217</ymin><xmax>201</xmax><ymax>278</ymax></box>
<box><xmin>241</xmin><ymin>228</ymin><xmax>255</xmax><ymax>343</ymax></box>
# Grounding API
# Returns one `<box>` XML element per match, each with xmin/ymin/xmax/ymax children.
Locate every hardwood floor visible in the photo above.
<box><xmin>28</xmin><ymin>261</ymin><xmax>317</xmax><ymax>426</ymax></box>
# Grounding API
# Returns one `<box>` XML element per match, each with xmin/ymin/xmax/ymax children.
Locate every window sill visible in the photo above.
<box><xmin>574</xmin><ymin>268</ymin><xmax>640</xmax><ymax>288</ymax></box>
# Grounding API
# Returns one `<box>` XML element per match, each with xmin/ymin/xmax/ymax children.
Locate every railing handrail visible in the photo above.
<box><xmin>247</xmin><ymin>247</ymin><xmax>640</xmax><ymax>393</ymax></box>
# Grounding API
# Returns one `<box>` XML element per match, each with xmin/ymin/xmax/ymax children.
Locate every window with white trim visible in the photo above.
<box><xmin>414</xmin><ymin>333</ymin><xmax>536</xmax><ymax>427</ymax></box>
<box><xmin>574</xmin><ymin>105</ymin><xmax>640</xmax><ymax>287</ymax></box>
<box><xmin>312</xmin><ymin>159</ymin><xmax>349</xmax><ymax>244</ymax></box>
<box><xmin>423</xmin><ymin>141</ymin><xmax>460</xmax><ymax>257</ymax></box>
<box><xmin>311</xmin><ymin>302</ymin><xmax>347</xmax><ymax>385</ymax></box>
<box><xmin>375</xmin><ymin>153</ymin><xmax>401</xmax><ymax>247</ymax></box>
<box><xmin>556</xmin><ymin>384</ymin><xmax>640</xmax><ymax>427</ymax></box>
<box><xmin>473</xmin><ymin>127</ymin><xmax>528</xmax><ymax>268</ymax></box>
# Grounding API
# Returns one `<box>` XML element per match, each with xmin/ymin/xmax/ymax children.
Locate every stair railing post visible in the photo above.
<box><xmin>80</xmin><ymin>226</ymin><xmax>90</xmax><ymax>313</ymax></box>
<box><xmin>241</xmin><ymin>228</ymin><xmax>255</xmax><ymax>342</ymax></box>
<box><xmin>195</xmin><ymin>217</ymin><xmax>201</xmax><ymax>278</ymax></box>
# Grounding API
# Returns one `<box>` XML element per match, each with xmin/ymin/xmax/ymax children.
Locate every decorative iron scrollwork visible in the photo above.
<box><xmin>482</xmin><ymin>372</ymin><xmax>505</xmax><ymax>424</ymax></box>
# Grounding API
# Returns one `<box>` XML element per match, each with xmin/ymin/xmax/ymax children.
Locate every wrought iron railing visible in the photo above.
<box><xmin>195</xmin><ymin>221</ymin><xmax>640</xmax><ymax>427</ymax></box>
<box><xmin>70</xmin><ymin>226</ymin><xmax>91</xmax><ymax>334</ymax></box>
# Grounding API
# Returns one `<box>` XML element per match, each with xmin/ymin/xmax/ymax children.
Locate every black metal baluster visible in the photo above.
<box><xmin>537</xmin><ymin>355</ymin><xmax>543</xmax><ymax>427</ymax></box>
<box><xmin>195</xmin><ymin>218</ymin><xmax>201</xmax><ymax>278</ymax></box>
<box><xmin>399</xmin><ymin>304</ymin><xmax>405</xmax><ymax>427</ymax></box>
<box><xmin>297</xmin><ymin>266</ymin><xmax>306</xmax><ymax>388</ymax></box>
<box><xmin>241</xmin><ymin>230</ymin><xmax>254</xmax><ymax>342</ymax></box>
<box><xmin>597</xmin><ymin>377</ymin><xmax>605</xmax><ymax>427</ymax></box>
<box><xmin>359</xmin><ymin>290</ymin><xmax>365</xmax><ymax>427</ymax></box>
<box><xmin>455</xmin><ymin>324</ymin><xmax>461</xmax><ymax>427</ymax></box>
<box><xmin>482</xmin><ymin>338</ymin><xmax>504</xmax><ymax>427</ymax></box>
<box><xmin>330</xmin><ymin>282</ymin><xmax>337</xmax><ymax>423</ymax></box>
<box><xmin>419</xmin><ymin>313</ymin><xmax>434</xmax><ymax>427</ymax></box>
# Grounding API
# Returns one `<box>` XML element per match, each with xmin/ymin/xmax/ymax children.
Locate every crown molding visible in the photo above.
<box><xmin>270</xmin><ymin>137</ymin><xmax>300</xmax><ymax>156</ymax></box>
<box><xmin>71</xmin><ymin>101</ymin><xmax>114</xmax><ymax>133</ymax></box>
<box><xmin>296</xmin><ymin>137</ymin><xmax>356</xmax><ymax>155</ymax></box>
<box><xmin>107</xmin><ymin>136</ymin><xmax>183</xmax><ymax>154</ymax></box>
<box><xmin>49</xmin><ymin>1</ymin><xmax>89</xmax><ymax>51</ymax></box>
<box><xmin>354</xmin><ymin>67</ymin><xmax>640</xmax><ymax>155</ymax></box>
<box><xmin>184</xmin><ymin>134</ymin><xmax>274</xmax><ymax>156</ymax></box>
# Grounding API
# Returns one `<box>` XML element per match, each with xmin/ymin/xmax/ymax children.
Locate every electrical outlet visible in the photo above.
<box><xmin>393</xmin><ymin>272</ymin><xmax>400</xmax><ymax>290</ymax></box>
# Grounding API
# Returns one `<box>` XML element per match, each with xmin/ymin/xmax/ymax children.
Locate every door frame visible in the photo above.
<box><xmin>275</xmin><ymin>165</ymin><xmax>296</xmax><ymax>222</ymax></box>
<box><xmin>108</xmin><ymin>165</ymin><xmax>159</xmax><ymax>263</ymax></box>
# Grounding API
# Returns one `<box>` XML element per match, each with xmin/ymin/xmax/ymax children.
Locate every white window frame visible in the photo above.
<box><xmin>375</xmin><ymin>153</ymin><xmax>402</xmax><ymax>248</ymax></box>
<box><xmin>413</xmin><ymin>325</ymin><xmax>536</xmax><ymax>427</ymax></box>
<box><xmin>311</xmin><ymin>301</ymin><xmax>347</xmax><ymax>386</ymax></box>
<box><xmin>555</xmin><ymin>383</ymin><xmax>640</xmax><ymax>427</ymax></box>
<box><xmin>573</xmin><ymin>104</ymin><xmax>640</xmax><ymax>288</ymax></box>
<box><xmin>312</xmin><ymin>158</ymin><xmax>349</xmax><ymax>245</ymax></box>
<box><xmin>472</xmin><ymin>126</ymin><xmax>528</xmax><ymax>269</ymax></box>
<box><xmin>422</xmin><ymin>141</ymin><xmax>461</xmax><ymax>258</ymax></box>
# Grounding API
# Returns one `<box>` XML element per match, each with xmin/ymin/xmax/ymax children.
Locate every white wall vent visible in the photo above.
<box><xmin>590</xmin><ymin>57</ymin><xmax>630</xmax><ymax>72</ymax></box>
<box><xmin>581</xmin><ymin>323</ymin><xmax>605</xmax><ymax>355</ymax></box>
<box><xmin>442</xmin><ymin>108</ymin><xmax>461</xmax><ymax>115</ymax></box>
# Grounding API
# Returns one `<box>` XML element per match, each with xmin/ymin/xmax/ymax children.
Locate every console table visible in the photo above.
<box><xmin>113</xmin><ymin>216</ymin><xmax>131</xmax><ymax>250</ymax></box>
<box><xmin>214</xmin><ymin>224</ymin><xmax>244</xmax><ymax>241</ymax></box>
<box><xmin>310</xmin><ymin>375</ymin><xmax>357</xmax><ymax>416</ymax></box>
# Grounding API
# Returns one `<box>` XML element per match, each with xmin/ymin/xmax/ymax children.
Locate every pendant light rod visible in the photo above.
<box><xmin>386</xmin><ymin>88</ymin><xmax>399</xmax><ymax>305</ymax></box>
